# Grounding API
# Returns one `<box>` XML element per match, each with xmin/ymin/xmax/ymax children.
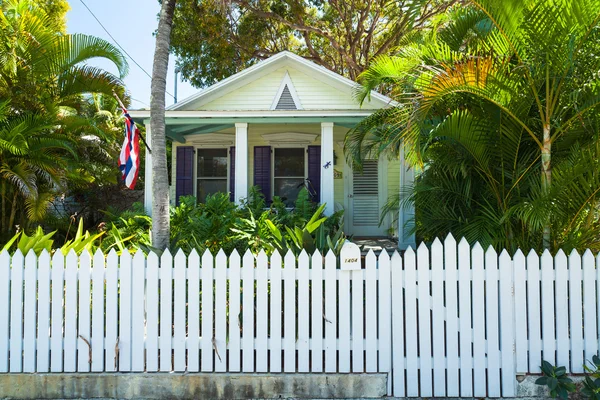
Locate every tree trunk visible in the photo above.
<box><xmin>8</xmin><ymin>192</ymin><xmax>18</xmax><ymax>234</ymax></box>
<box><xmin>541</xmin><ymin>123</ymin><xmax>552</xmax><ymax>250</ymax></box>
<box><xmin>150</xmin><ymin>0</ymin><xmax>176</xmax><ymax>250</ymax></box>
<box><xmin>1</xmin><ymin>182</ymin><xmax>6</xmax><ymax>234</ymax></box>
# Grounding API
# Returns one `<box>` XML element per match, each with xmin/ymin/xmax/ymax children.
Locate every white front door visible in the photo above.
<box><xmin>346</xmin><ymin>159</ymin><xmax>387</xmax><ymax>237</ymax></box>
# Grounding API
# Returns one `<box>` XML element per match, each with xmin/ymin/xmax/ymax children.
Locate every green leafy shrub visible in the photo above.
<box><xmin>1</xmin><ymin>188</ymin><xmax>347</xmax><ymax>256</ymax></box>
<box><xmin>536</xmin><ymin>360</ymin><xmax>576</xmax><ymax>399</ymax></box>
<box><xmin>583</xmin><ymin>355</ymin><xmax>600</xmax><ymax>399</ymax></box>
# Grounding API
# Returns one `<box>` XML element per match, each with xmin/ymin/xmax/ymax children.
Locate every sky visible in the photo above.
<box><xmin>66</xmin><ymin>0</ymin><xmax>197</xmax><ymax>110</ymax></box>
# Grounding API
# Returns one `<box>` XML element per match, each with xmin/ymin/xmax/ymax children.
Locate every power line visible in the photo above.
<box><xmin>78</xmin><ymin>0</ymin><xmax>176</xmax><ymax>100</ymax></box>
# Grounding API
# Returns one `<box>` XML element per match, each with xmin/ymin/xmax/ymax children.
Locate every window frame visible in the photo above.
<box><xmin>271</xmin><ymin>145</ymin><xmax>308</xmax><ymax>203</ymax></box>
<box><xmin>193</xmin><ymin>146</ymin><xmax>231</xmax><ymax>202</ymax></box>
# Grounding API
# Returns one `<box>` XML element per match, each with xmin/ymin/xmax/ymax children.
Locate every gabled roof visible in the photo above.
<box><xmin>168</xmin><ymin>51</ymin><xmax>394</xmax><ymax>111</ymax></box>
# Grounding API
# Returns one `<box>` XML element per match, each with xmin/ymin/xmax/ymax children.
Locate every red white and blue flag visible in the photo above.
<box><xmin>118</xmin><ymin>108</ymin><xmax>141</xmax><ymax>189</ymax></box>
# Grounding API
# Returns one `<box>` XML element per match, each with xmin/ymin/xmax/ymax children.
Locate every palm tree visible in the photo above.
<box><xmin>150</xmin><ymin>0</ymin><xmax>177</xmax><ymax>250</ymax></box>
<box><xmin>0</xmin><ymin>0</ymin><xmax>128</xmax><ymax>236</ymax></box>
<box><xmin>347</xmin><ymin>0</ymin><xmax>600</xmax><ymax>252</ymax></box>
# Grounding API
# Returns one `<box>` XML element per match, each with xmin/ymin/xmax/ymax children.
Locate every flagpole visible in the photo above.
<box><xmin>112</xmin><ymin>91</ymin><xmax>152</xmax><ymax>154</ymax></box>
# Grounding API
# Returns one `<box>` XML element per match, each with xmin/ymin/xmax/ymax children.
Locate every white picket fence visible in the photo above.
<box><xmin>1</xmin><ymin>235</ymin><xmax>600</xmax><ymax>398</ymax></box>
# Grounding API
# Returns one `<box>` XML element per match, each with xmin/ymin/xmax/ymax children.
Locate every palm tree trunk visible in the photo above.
<box><xmin>8</xmin><ymin>192</ymin><xmax>18</xmax><ymax>234</ymax></box>
<box><xmin>150</xmin><ymin>0</ymin><xmax>177</xmax><ymax>250</ymax></box>
<box><xmin>1</xmin><ymin>182</ymin><xmax>5</xmax><ymax>234</ymax></box>
<box><xmin>542</xmin><ymin>123</ymin><xmax>552</xmax><ymax>250</ymax></box>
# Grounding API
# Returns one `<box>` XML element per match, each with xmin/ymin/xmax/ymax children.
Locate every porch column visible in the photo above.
<box><xmin>144</xmin><ymin>124</ymin><xmax>153</xmax><ymax>216</ymax></box>
<box><xmin>320</xmin><ymin>122</ymin><xmax>335</xmax><ymax>216</ymax></box>
<box><xmin>398</xmin><ymin>146</ymin><xmax>416</xmax><ymax>249</ymax></box>
<box><xmin>234</xmin><ymin>123</ymin><xmax>248</xmax><ymax>204</ymax></box>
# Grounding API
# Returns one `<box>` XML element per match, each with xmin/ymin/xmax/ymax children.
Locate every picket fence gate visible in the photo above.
<box><xmin>1</xmin><ymin>234</ymin><xmax>600</xmax><ymax>398</ymax></box>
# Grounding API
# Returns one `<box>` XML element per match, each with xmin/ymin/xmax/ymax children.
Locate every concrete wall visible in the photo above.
<box><xmin>0</xmin><ymin>373</ymin><xmax>387</xmax><ymax>400</ymax></box>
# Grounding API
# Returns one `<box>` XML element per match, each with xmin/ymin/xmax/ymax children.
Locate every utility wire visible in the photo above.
<box><xmin>78</xmin><ymin>0</ymin><xmax>176</xmax><ymax>100</ymax></box>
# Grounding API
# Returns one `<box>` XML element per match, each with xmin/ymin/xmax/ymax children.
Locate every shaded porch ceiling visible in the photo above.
<box><xmin>160</xmin><ymin>119</ymin><xmax>359</xmax><ymax>143</ymax></box>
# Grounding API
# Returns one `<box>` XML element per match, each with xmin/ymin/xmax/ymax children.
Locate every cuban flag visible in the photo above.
<box><xmin>118</xmin><ymin>109</ymin><xmax>141</xmax><ymax>189</ymax></box>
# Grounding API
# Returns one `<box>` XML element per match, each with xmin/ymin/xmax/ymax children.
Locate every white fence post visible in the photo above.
<box><xmin>390</xmin><ymin>250</ymin><xmax>404</xmax><ymax>397</ymax></box>
<box><xmin>50</xmin><ymin>251</ymin><xmax>65</xmax><ymax>373</ymax></box>
<box><xmin>499</xmin><ymin>250</ymin><xmax>516</xmax><ymax>397</ymax></box>
<box><xmin>0</xmin><ymin>251</ymin><xmax>10</xmax><ymax>372</ymax></box>
<box><xmin>37</xmin><ymin>250</ymin><xmax>51</xmax><ymax>373</ymax></box>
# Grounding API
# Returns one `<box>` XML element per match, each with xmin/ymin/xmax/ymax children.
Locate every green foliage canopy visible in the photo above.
<box><xmin>348</xmin><ymin>0</ymin><xmax>600</xmax><ymax>253</ymax></box>
<box><xmin>170</xmin><ymin>0</ymin><xmax>456</xmax><ymax>86</ymax></box>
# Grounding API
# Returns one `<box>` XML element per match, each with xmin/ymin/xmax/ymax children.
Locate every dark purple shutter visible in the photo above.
<box><xmin>175</xmin><ymin>146</ymin><xmax>194</xmax><ymax>205</ymax></box>
<box><xmin>229</xmin><ymin>146</ymin><xmax>235</xmax><ymax>202</ymax></box>
<box><xmin>307</xmin><ymin>146</ymin><xmax>321</xmax><ymax>203</ymax></box>
<box><xmin>253</xmin><ymin>146</ymin><xmax>271</xmax><ymax>202</ymax></box>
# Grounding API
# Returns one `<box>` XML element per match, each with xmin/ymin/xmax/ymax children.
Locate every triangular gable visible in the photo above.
<box><xmin>271</xmin><ymin>71</ymin><xmax>302</xmax><ymax>110</ymax></box>
<box><xmin>169</xmin><ymin>51</ymin><xmax>394</xmax><ymax>111</ymax></box>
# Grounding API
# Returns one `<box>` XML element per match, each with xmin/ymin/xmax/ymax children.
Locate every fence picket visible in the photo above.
<box><xmin>297</xmin><ymin>251</ymin><xmax>310</xmax><ymax>372</ymax></box>
<box><xmin>541</xmin><ymin>250</ymin><xmax>556</xmax><ymax>365</ymax></box>
<box><xmin>513</xmin><ymin>249</ymin><xmax>527</xmax><ymax>374</ymax></box>
<box><xmin>583</xmin><ymin>250</ymin><xmax>598</xmax><ymax>363</ymax></box>
<box><xmin>131</xmin><ymin>251</ymin><xmax>146</xmax><ymax>372</ymax></box>
<box><xmin>485</xmin><ymin>246</ymin><xmax>501</xmax><ymax>397</ymax></box>
<box><xmin>351</xmin><ymin>251</ymin><xmax>366</xmax><ymax>373</ymax></box>
<box><xmin>64</xmin><ymin>250</ymin><xmax>77</xmax><ymax>372</ymax></box>
<box><xmin>91</xmin><ymin>250</ymin><xmax>105</xmax><ymax>372</ymax></box>
<box><xmin>214</xmin><ymin>250</ymin><xmax>228</xmax><ymax>372</ymax></box>
<box><xmin>118</xmin><ymin>250</ymin><xmax>132</xmax><ymax>372</ymax></box>
<box><xmin>255</xmin><ymin>250</ymin><xmax>268</xmax><ymax>372</ymax></box>
<box><xmin>269</xmin><ymin>251</ymin><xmax>282</xmax><ymax>373</ymax></box>
<box><xmin>50</xmin><ymin>251</ymin><xmax>64</xmax><ymax>373</ymax></box>
<box><xmin>173</xmin><ymin>250</ymin><xmax>187</xmax><ymax>372</ymax></box>
<box><xmin>187</xmin><ymin>250</ymin><xmax>201</xmax><ymax>372</ymax></box>
<box><xmin>569</xmin><ymin>250</ymin><xmax>584</xmax><ymax>373</ymax></box>
<box><xmin>202</xmin><ymin>250</ymin><xmax>215</xmax><ymax>372</ymax></box>
<box><xmin>499</xmin><ymin>250</ymin><xmax>516</xmax><ymax>397</ymax></box>
<box><xmin>404</xmin><ymin>247</ymin><xmax>419</xmax><ymax>397</ymax></box>
<box><xmin>338</xmin><ymin>254</ymin><xmax>351</xmax><ymax>374</ymax></box>
<box><xmin>146</xmin><ymin>252</ymin><xmax>159</xmax><ymax>372</ymax></box>
<box><xmin>311</xmin><ymin>250</ymin><xmax>324</xmax><ymax>373</ymax></box>
<box><xmin>555</xmin><ymin>250</ymin><xmax>569</xmax><ymax>370</ymax></box>
<box><xmin>389</xmin><ymin>251</ymin><xmax>402</xmax><ymax>397</ymax></box>
<box><xmin>229</xmin><ymin>250</ymin><xmax>241</xmax><ymax>372</ymax></box>
<box><xmin>431</xmin><ymin>239</ymin><xmax>445</xmax><ymax>397</ymax></box>
<box><xmin>324</xmin><ymin>251</ymin><xmax>337</xmax><ymax>373</ymax></box>
<box><xmin>445</xmin><ymin>234</ymin><xmax>459</xmax><ymax>397</ymax></box>
<box><xmin>0</xmin><ymin>251</ymin><xmax>10</xmax><ymax>372</ymax></box>
<box><xmin>23</xmin><ymin>251</ymin><xmax>37</xmax><ymax>372</ymax></box>
<box><xmin>458</xmin><ymin>239</ymin><xmax>473</xmax><ymax>397</ymax></box>
<box><xmin>105</xmin><ymin>250</ymin><xmax>118</xmax><ymax>372</ymax></box>
<box><xmin>242</xmin><ymin>250</ymin><xmax>254</xmax><ymax>372</ymax></box>
<box><xmin>417</xmin><ymin>244</ymin><xmax>432</xmax><ymax>396</ymax></box>
<box><xmin>159</xmin><ymin>250</ymin><xmax>173</xmax><ymax>372</ymax></box>
<box><xmin>365</xmin><ymin>250</ymin><xmax>377</xmax><ymax>373</ymax></box>
<box><xmin>471</xmin><ymin>243</ymin><xmax>486</xmax><ymax>397</ymax></box>
<box><xmin>37</xmin><ymin>250</ymin><xmax>51</xmax><ymax>372</ymax></box>
<box><xmin>527</xmin><ymin>250</ymin><xmax>542</xmax><ymax>373</ymax></box>
<box><xmin>284</xmin><ymin>251</ymin><xmax>296</xmax><ymax>372</ymax></box>
<box><xmin>77</xmin><ymin>251</ymin><xmax>91</xmax><ymax>372</ymax></box>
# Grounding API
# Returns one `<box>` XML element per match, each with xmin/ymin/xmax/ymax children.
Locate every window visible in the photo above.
<box><xmin>196</xmin><ymin>148</ymin><xmax>228</xmax><ymax>202</ymax></box>
<box><xmin>274</xmin><ymin>148</ymin><xmax>305</xmax><ymax>206</ymax></box>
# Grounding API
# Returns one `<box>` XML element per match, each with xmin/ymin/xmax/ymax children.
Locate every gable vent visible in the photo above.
<box><xmin>275</xmin><ymin>85</ymin><xmax>297</xmax><ymax>110</ymax></box>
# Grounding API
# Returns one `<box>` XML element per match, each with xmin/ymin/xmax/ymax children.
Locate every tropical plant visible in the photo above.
<box><xmin>348</xmin><ymin>0</ymin><xmax>600</xmax><ymax>253</ymax></box>
<box><xmin>150</xmin><ymin>0</ymin><xmax>176</xmax><ymax>250</ymax></box>
<box><xmin>535</xmin><ymin>360</ymin><xmax>576</xmax><ymax>399</ymax></box>
<box><xmin>0</xmin><ymin>0</ymin><xmax>128</xmax><ymax>238</ymax></box>
<box><xmin>583</xmin><ymin>355</ymin><xmax>600</xmax><ymax>399</ymax></box>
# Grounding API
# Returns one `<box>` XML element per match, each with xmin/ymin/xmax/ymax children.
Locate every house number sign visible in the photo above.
<box><xmin>340</xmin><ymin>241</ymin><xmax>361</xmax><ymax>270</ymax></box>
